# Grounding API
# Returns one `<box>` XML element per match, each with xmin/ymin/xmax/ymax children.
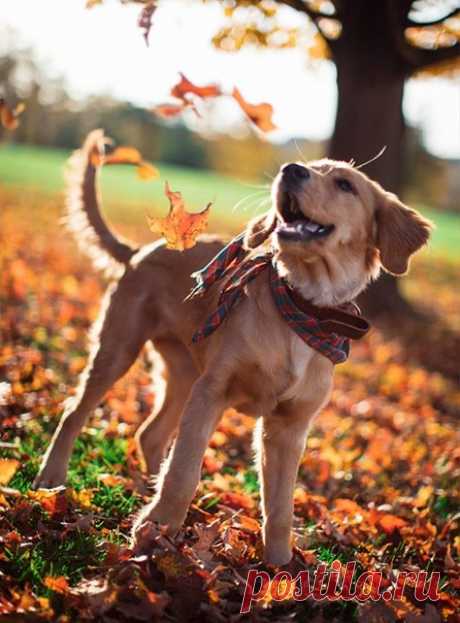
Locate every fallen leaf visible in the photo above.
<box><xmin>29</xmin><ymin>488</ymin><xmax>68</xmax><ymax>516</ymax></box>
<box><xmin>171</xmin><ymin>73</ymin><xmax>221</xmax><ymax>102</ymax></box>
<box><xmin>44</xmin><ymin>576</ymin><xmax>69</xmax><ymax>594</ymax></box>
<box><xmin>0</xmin><ymin>459</ymin><xmax>20</xmax><ymax>485</ymax></box>
<box><xmin>333</xmin><ymin>498</ymin><xmax>364</xmax><ymax>515</ymax></box>
<box><xmin>69</xmin><ymin>488</ymin><xmax>93</xmax><ymax>509</ymax></box>
<box><xmin>138</xmin><ymin>1</ymin><xmax>156</xmax><ymax>46</ymax></box>
<box><xmin>235</xmin><ymin>514</ymin><xmax>260</xmax><ymax>532</ymax></box>
<box><xmin>232</xmin><ymin>87</ymin><xmax>276</xmax><ymax>132</ymax></box>
<box><xmin>220</xmin><ymin>490</ymin><xmax>254</xmax><ymax>511</ymax></box>
<box><xmin>0</xmin><ymin>99</ymin><xmax>25</xmax><ymax>130</ymax></box>
<box><xmin>85</xmin><ymin>0</ymin><xmax>103</xmax><ymax>7</ymax></box>
<box><xmin>91</xmin><ymin>145</ymin><xmax>158</xmax><ymax>180</ymax></box>
<box><xmin>147</xmin><ymin>182</ymin><xmax>211</xmax><ymax>251</ymax></box>
<box><xmin>414</xmin><ymin>485</ymin><xmax>433</xmax><ymax>508</ymax></box>
<box><xmin>379</xmin><ymin>513</ymin><xmax>407</xmax><ymax>535</ymax></box>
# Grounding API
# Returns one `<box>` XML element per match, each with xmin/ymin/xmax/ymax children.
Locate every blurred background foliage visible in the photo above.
<box><xmin>0</xmin><ymin>33</ymin><xmax>458</xmax><ymax>212</ymax></box>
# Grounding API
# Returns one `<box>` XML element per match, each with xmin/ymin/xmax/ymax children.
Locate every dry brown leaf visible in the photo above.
<box><xmin>0</xmin><ymin>99</ymin><xmax>25</xmax><ymax>131</ymax></box>
<box><xmin>0</xmin><ymin>459</ymin><xmax>19</xmax><ymax>485</ymax></box>
<box><xmin>138</xmin><ymin>1</ymin><xmax>156</xmax><ymax>46</ymax></box>
<box><xmin>171</xmin><ymin>73</ymin><xmax>221</xmax><ymax>102</ymax></box>
<box><xmin>91</xmin><ymin>146</ymin><xmax>159</xmax><ymax>181</ymax></box>
<box><xmin>147</xmin><ymin>182</ymin><xmax>211</xmax><ymax>251</ymax></box>
<box><xmin>232</xmin><ymin>87</ymin><xmax>276</xmax><ymax>132</ymax></box>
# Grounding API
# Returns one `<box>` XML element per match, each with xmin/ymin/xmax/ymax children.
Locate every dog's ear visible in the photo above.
<box><xmin>375</xmin><ymin>189</ymin><xmax>433</xmax><ymax>275</ymax></box>
<box><xmin>243</xmin><ymin>210</ymin><xmax>277</xmax><ymax>250</ymax></box>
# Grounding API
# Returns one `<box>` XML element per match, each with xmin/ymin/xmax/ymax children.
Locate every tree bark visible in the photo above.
<box><xmin>327</xmin><ymin>12</ymin><xmax>416</xmax><ymax>318</ymax></box>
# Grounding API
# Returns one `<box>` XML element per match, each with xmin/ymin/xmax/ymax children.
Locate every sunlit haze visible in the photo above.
<box><xmin>1</xmin><ymin>0</ymin><xmax>459</xmax><ymax>159</ymax></box>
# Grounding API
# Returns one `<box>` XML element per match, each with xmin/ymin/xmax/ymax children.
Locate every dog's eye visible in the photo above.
<box><xmin>336</xmin><ymin>178</ymin><xmax>355</xmax><ymax>194</ymax></box>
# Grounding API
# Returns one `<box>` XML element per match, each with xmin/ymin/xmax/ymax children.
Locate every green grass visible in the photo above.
<box><xmin>7</xmin><ymin>426</ymin><xmax>142</xmax><ymax>519</ymax></box>
<box><xmin>1</xmin><ymin>143</ymin><xmax>459</xmax><ymax>258</ymax></box>
<box><xmin>5</xmin><ymin>529</ymin><xmax>107</xmax><ymax>594</ymax></box>
<box><xmin>0</xmin><ymin>143</ymin><xmax>265</xmax><ymax>231</ymax></box>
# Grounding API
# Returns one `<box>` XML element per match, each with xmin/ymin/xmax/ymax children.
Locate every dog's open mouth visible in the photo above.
<box><xmin>277</xmin><ymin>194</ymin><xmax>334</xmax><ymax>242</ymax></box>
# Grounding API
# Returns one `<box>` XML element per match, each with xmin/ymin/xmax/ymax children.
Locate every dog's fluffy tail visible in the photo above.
<box><xmin>64</xmin><ymin>129</ymin><xmax>137</xmax><ymax>273</ymax></box>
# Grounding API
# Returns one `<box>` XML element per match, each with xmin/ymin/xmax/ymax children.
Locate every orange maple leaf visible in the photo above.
<box><xmin>147</xmin><ymin>182</ymin><xmax>211</xmax><ymax>251</ymax></box>
<box><xmin>153</xmin><ymin>103</ymin><xmax>191</xmax><ymax>118</ymax></box>
<box><xmin>0</xmin><ymin>99</ymin><xmax>25</xmax><ymax>131</ymax></box>
<box><xmin>232</xmin><ymin>87</ymin><xmax>276</xmax><ymax>132</ymax></box>
<box><xmin>91</xmin><ymin>145</ymin><xmax>159</xmax><ymax>181</ymax></box>
<box><xmin>378</xmin><ymin>513</ymin><xmax>408</xmax><ymax>535</ymax></box>
<box><xmin>171</xmin><ymin>73</ymin><xmax>221</xmax><ymax>102</ymax></box>
<box><xmin>153</xmin><ymin>72</ymin><xmax>219</xmax><ymax>120</ymax></box>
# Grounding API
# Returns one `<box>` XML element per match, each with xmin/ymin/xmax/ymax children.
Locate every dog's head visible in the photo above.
<box><xmin>244</xmin><ymin>159</ymin><xmax>433</xmax><ymax>305</ymax></box>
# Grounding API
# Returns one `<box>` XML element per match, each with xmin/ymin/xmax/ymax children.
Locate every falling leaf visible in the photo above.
<box><xmin>153</xmin><ymin>74</ymin><xmax>219</xmax><ymax>121</ymax></box>
<box><xmin>152</xmin><ymin>103</ymin><xmax>187</xmax><ymax>118</ymax></box>
<box><xmin>147</xmin><ymin>182</ymin><xmax>211</xmax><ymax>251</ymax></box>
<box><xmin>137</xmin><ymin>161</ymin><xmax>159</xmax><ymax>180</ymax></box>
<box><xmin>171</xmin><ymin>73</ymin><xmax>221</xmax><ymax>102</ymax></box>
<box><xmin>138</xmin><ymin>1</ymin><xmax>156</xmax><ymax>46</ymax></box>
<box><xmin>85</xmin><ymin>0</ymin><xmax>103</xmax><ymax>7</ymax></box>
<box><xmin>0</xmin><ymin>99</ymin><xmax>25</xmax><ymax>130</ymax></box>
<box><xmin>0</xmin><ymin>459</ymin><xmax>19</xmax><ymax>485</ymax></box>
<box><xmin>91</xmin><ymin>146</ymin><xmax>159</xmax><ymax>181</ymax></box>
<box><xmin>232</xmin><ymin>87</ymin><xmax>276</xmax><ymax>132</ymax></box>
<box><xmin>44</xmin><ymin>576</ymin><xmax>69</xmax><ymax>594</ymax></box>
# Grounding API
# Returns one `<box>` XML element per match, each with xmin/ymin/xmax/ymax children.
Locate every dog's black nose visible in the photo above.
<box><xmin>282</xmin><ymin>163</ymin><xmax>310</xmax><ymax>182</ymax></box>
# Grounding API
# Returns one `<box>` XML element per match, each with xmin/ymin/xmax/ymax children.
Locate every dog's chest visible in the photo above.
<box><xmin>278</xmin><ymin>336</ymin><xmax>315</xmax><ymax>401</ymax></box>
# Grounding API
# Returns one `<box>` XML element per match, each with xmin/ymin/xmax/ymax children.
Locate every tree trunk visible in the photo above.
<box><xmin>327</xmin><ymin>7</ymin><xmax>416</xmax><ymax>319</ymax></box>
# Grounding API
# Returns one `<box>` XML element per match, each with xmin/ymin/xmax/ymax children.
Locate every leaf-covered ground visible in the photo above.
<box><xmin>0</xmin><ymin>186</ymin><xmax>459</xmax><ymax>622</ymax></box>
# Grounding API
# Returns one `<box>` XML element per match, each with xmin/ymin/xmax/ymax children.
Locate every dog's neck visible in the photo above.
<box><xmin>274</xmin><ymin>247</ymin><xmax>375</xmax><ymax>307</ymax></box>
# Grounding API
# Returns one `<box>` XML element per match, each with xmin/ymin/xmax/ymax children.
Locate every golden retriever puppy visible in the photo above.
<box><xmin>33</xmin><ymin>131</ymin><xmax>432</xmax><ymax>565</ymax></box>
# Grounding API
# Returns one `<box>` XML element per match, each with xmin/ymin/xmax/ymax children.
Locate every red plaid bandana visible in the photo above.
<box><xmin>187</xmin><ymin>233</ymin><xmax>369</xmax><ymax>364</ymax></box>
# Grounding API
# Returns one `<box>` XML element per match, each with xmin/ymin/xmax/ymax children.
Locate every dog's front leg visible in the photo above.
<box><xmin>255</xmin><ymin>396</ymin><xmax>327</xmax><ymax>566</ymax></box>
<box><xmin>132</xmin><ymin>374</ymin><xmax>226</xmax><ymax>545</ymax></box>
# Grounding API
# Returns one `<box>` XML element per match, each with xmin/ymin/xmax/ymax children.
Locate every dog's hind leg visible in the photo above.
<box><xmin>135</xmin><ymin>339</ymin><xmax>198</xmax><ymax>478</ymax></box>
<box><xmin>33</xmin><ymin>282</ymin><xmax>147</xmax><ymax>489</ymax></box>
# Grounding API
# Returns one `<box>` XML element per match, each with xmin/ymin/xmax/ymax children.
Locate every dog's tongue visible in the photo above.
<box><xmin>276</xmin><ymin>219</ymin><xmax>334</xmax><ymax>242</ymax></box>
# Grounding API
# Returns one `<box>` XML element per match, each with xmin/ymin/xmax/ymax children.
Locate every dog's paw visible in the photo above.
<box><xmin>32</xmin><ymin>469</ymin><xmax>66</xmax><ymax>490</ymax></box>
<box><xmin>131</xmin><ymin>520</ymin><xmax>161</xmax><ymax>555</ymax></box>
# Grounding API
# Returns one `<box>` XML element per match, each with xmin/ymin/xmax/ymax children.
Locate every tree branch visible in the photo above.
<box><xmin>410</xmin><ymin>40</ymin><xmax>460</xmax><ymax>69</ymax></box>
<box><xmin>407</xmin><ymin>8</ymin><xmax>460</xmax><ymax>27</ymax></box>
<box><xmin>275</xmin><ymin>0</ymin><xmax>341</xmax><ymax>55</ymax></box>
<box><xmin>275</xmin><ymin>0</ymin><xmax>334</xmax><ymax>21</ymax></box>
